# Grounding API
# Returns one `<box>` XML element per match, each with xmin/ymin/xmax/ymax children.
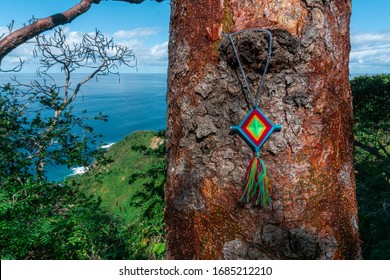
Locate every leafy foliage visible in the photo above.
<box><xmin>127</xmin><ymin>135</ymin><xmax>166</xmax><ymax>259</ymax></box>
<box><xmin>351</xmin><ymin>74</ymin><xmax>390</xmax><ymax>259</ymax></box>
<box><xmin>0</xmin><ymin>80</ymin><xmax>117</xmax><ymax>259</ymax></box>
<box><xmin>0</xmin><ymin>0</ymin><xmax>168</xmax><ymax>261</ymax></box>
<box><xmin>0</xmin><ymin>178</ymin><xmax>128</xmax><ymax>259</ymax></box>
<box><xmin>0</xmin><ymin>28</ymin><xmax>137</xmax><ymax>260</ymax></box>
<box><xmin>352</xmin><ymin>74</ymin><xmax>389</xmax><ymax>161</ymax></box>
<box><xmin>0</xmin><ymin>130</ymin><xmax>166</xmax><ymax>260</ymax></box>
<box><xmin>352</xmin><ymin>74</ymin><xmax>390</xmax><ymax>128</ymax></box>
<box><xmin>68</xmin><ymin>130</ymin><xmax>166</xmax><ymax>259</ymax></box>
<box><xmin>0</xmin><ymin>84</ymin><xmax>31</xmax><ymax>181</ymax></box>
<box><xmin>0</xmin><ymin>83</ymin><xmax>109</xmax><ymax>181</ymax></box>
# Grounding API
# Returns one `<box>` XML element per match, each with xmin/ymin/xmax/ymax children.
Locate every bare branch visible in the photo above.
<box><xmin>113</xmin><ymin>0</ymin><xmax>165</xmax><ymax>3</ymax></box>
<box><xmin>10</xmin><ymin>27</ymin><xmax>135</xmax><ymax>174</ymax></box>
<box><xmin>0</xmin><ymin>57</ymin><xmax>24</xmax><ymax>72</ymax></box>
<box><xmin>0</xmin><ymin>0</ymin><xmax>165</xmax><ymax>72</ymax></box>
<box><xmin>0</xmin><ymin>0</ymin><xmax>100</xmax><ymax>62</ymax></box>
<box><xmin>7</xmin><ymin>20</ymin><xmax>15</xmax><ymax>34</ymax></box>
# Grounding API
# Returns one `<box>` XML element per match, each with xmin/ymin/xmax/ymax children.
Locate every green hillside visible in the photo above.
<box><xmin>67</xmin><ymin>130</ymin><xmax>166</xmax><ymax>259</ymax></box>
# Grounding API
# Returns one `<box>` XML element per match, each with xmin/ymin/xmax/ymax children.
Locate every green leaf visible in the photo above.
<box><xmin>152</xmin><ymin>243</ymin><xmax>165</xmax><ymax>256</ymax></box>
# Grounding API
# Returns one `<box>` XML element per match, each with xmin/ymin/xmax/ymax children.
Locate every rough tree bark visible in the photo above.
<box><xmin>165</xmin><ymin>0</ymin><xmax>361</xmax><ymax>259</ymax></box>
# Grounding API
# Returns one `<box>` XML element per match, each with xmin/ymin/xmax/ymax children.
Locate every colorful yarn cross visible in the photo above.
<box><xmin>231</xmin><ymin>107</ymin><xmax>282</xmax><ymax>154</ymax></box>
<box><xmin>222</xmin><ymin>29</ymin><xmax>282</xmax><ymax>206</ymax></box>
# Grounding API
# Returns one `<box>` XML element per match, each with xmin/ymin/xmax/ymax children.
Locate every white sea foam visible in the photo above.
<box><xmin>101</xmin><ymin>143</ymin><xmax>115</xmax><ymax>149</ymax></box>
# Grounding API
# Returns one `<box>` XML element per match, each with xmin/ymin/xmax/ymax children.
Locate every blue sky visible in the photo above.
<box><xmin>0</xmin><ymin>0</ymin><xmax>171</xmax><ymax>73</ymax></box>
<box><xmin>350</xmin><ymin>0</ymin><xmax>390</xmax><ymax>74</ymax></box>
<box><xmin>0</xmin><ymin>0</ymin><xmax>389</xmax><ymax>74</ymax></box>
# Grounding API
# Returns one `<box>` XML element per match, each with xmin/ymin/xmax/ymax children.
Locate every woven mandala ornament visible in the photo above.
<box><xmin>222</xmin><ymin>29</ymin><xmax>282</xmax><ymax>206</ymax></box>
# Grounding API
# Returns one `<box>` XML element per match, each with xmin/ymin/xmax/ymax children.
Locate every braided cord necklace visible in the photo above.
<box><xmin>222</xmin><ymin>29</ymin><xmax>282</xmax><ymax>206</ymax></box>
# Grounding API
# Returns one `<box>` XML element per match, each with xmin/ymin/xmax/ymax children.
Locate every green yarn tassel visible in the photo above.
<box><xmin>241</xmin><ymin>156</ymin><xmax>272</xmax><ymax>206</ymax></box>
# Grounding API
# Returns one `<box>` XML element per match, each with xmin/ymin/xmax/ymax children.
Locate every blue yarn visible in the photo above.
<box><xmin>220</xmin><ymin>29</ymin><xmax>273</xmax><ymax>108</ymax></box>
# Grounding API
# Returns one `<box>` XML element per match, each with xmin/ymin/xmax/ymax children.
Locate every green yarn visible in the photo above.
<box><xmin>241</xmin><ymin>157</ymin><xmax>272</xmax><ymax>206</ymax></box>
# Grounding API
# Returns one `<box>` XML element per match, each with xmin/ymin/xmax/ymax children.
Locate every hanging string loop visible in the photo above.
<box><xmin>221</xmin><ymin>29</ymin><xmax>273</xmax><ymax>108</ymax></box>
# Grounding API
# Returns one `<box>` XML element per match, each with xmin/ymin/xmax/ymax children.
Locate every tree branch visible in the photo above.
<box><xmin>113</xmin><ymin>0</ymin><xmax>164</xmax><ymax>4</ymax></box>
<box><xmin>0</xmin><ymin>0</ymin><xmax>165</xmax><ymax>66</ymax></box>
<box><xmin>378</xmin><ymin>141</ymin><xmax>390</xmax><ymax>158</ymax></box>
<box><xmin>0</xmin><ymin>0</ymin><xmax>100</xmax><ymax>62</ymax></box>
<box><xmin>355</xmin><ymin>140</ymin><xmax>388</xmax><ymax>161</ymax></box>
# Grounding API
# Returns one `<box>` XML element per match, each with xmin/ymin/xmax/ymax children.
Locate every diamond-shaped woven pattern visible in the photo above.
<box><xmin>232</xmin><ymin>107</ymin><xmax>282</xmax><ymax>153</ymax></box>
<box><xmin>247</xmin><ymin>115</ymin><xmax>265</xmax><ymax>141</ymax></box>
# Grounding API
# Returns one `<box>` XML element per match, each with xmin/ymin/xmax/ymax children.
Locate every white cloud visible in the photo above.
<box><xmin>6</xmin><ymin>25</ymin><xmax>389</xmax><ymax>75</ymax></box>
<box><xmin>0</xmin><ymin>26</ymin><xmax>9</xmax><ymax>38</ymax></box>
<box><xmin>350</xmin><ymin>32</ymin><xmax>390</xmax><ymax>74</ymax></box>
<box><xmin>351</xmin><ymin>33</ymin><xmax>390</xmax><ymax>44</ymax></box>
<box><xmin>113</xmin><ymin>40</ymin><xmax>168</xmax><ymax>72</ymax></box>
<box><xmin>0</xmin><ymin>26</ymin><xmax>168</xmax><ymax>73</ymax></box>
<box><xmin>150</xmin><ymin>41</ymin><xmax>168</xmax><ymax>60</ymax></box>
<box><xmin>113</xmin><ymin>27</ymin><xmax>158</xmax><ymax>39</ymax></box>
<box><xmin>0</xmin><ymin>31</ymin><xmax>35</xmax><ymax>71</ymax></box>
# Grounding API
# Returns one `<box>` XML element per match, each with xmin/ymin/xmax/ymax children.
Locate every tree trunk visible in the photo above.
<box><xmin>165</xmin><ymin>0</ymin><xmax>361</xmax><ymax>259</ymax></box>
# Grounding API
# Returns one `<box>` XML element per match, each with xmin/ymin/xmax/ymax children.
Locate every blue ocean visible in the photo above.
<box><xmin>0</xmin><ymin>73</ymin><xmax>167</xmax><ymax>181</ymax></box>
